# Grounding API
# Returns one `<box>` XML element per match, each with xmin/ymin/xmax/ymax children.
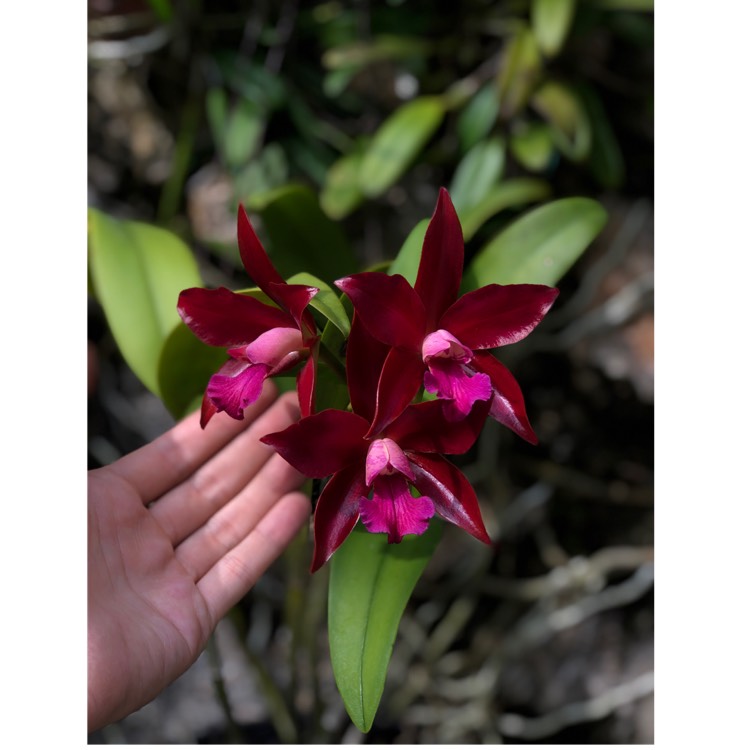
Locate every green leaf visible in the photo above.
<box><xmin>225</xmin><ymin>100</ymin><xmax>264</xmax><ymax>169</ymax></box>
<box><xmin>157</xmin><ymin>323</ymin><xmax>226</xmax><ymax>419</ymax></box>
<box><xmin>464</xmin><ymin>198</ymin><xmax>607</xmax><ymax>289</ymax></box>
<box><xmin>531</xmin><ymin>81</ymin><xmax>592</xmax><ymax>162</ymax></box>
<box><xmin>328</xmin><ymin>521</ymin><xmax>442</xmax><ymax>732</ymax></box>
<box><xmin>387</xmin><ymin>218</ymin><xmax>429</xmax><ymax>285</ymax></box>
<box><xmin>321</xmin><ymin>148</ymin><xmax>366</xmax><ymax>220</ymax></box>
<box><xmin>497</xmin><ymin>26</ymin><xmax>542</xmax><ymax>120</ymax></box>
<box><xmin>359</xmin><ymin>97</ymin><xmax>446</xmax><ymax>198</ymax></box>
<box><xmin>460</xmin><ymin>178</ymin><xmax>551</xmax><ymax>241</ymax></box>
<box><xmin>286</xmin><ymin>272</ymin><xmax>351</xmax><ymax>337</ymax></box>
<box><xmin>457</xmin><ymin>83</ymin><xmax>500</xmax><ymax>152</ymax></box>
<box><xmin>246</xmin><ymin>184</ymin><xmax>357</xmax><ymax>284</ymax></box>
<box><xmin>578</xmin><ymin>85</ymin><xmax>625</xmax><ymax>189</ymax></box>
<box><xmin>531</xmin><ymin>0</ymin><xmax>577</xmax><ymax>58</ymax></box>
<box><xmin>509</xmin><ymin>121</ymin><xmax>557</xmax><ymax>171</ymax></box>
<box><xmin>88</xmin><ymin>208</ymin><xmax>202</xmax><ymax>396</ymax></box>
<box><xmin>448</xmin><ymin>137</ymin><xmax>506</xmax><ymax>214</ymax></box>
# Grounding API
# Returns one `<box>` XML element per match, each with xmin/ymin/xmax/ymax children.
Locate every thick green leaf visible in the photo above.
<box><xmin>464</xmin><ymin>198</ymin><xmax>607</xmax><ymax>289</ymax></box>
<box><xmin>321</xmin><ymin>148</ymin><xmax>366</xmax><ymax>220</ymax></box>
<box><xmin>225</xmin><ymin>100</ymin><xmax>264</xmax><ymax>169</ymax></box>
<box><xmin>88</xmin><ymin>208</ymin><xmax>202</xmax><ymax>396</ymax></box>
<box><xmin>531</xmin><ymin>0</ymin><xmax>577</xmax><ymax>58</ymax></box>
<box><xmin>448</xmin><ymin>137</ymin><xmax>506</xmax><ymax>214</ymax></box>
<box><xmin>359</xmin><ymin>97</ymin><xmax>446</xmax><ymax>198</ymax></box>
<box><xmin>497</xmin><ymin>26</ymin><xmax>542</xmax><ymax>120</ymax></box>
<box><xmin>460</xmin><ymin>178</ymin><xmax>551</xmax><ymax>240</ymax></box>
<box><xmin>387</xmin><ymin>218</ymin><xmax>429</xmax><ymax>285</ymax></box>
<box><xmin>158</xmin><ymin>323</ymin><xmax>227</xmax><ymax>419</ymax></box>
<box><xmin>510</xmin><ymin>121</ymin><xmax>557</xmax><ymax>171</ymax></box>
<box><xmin>531</xmin><ymin>81</ymin><xmax>592</xmax><ymax>162</ymax></box>
<box><xmin>286</xmin><ymin>272</ymin><xmax>351</xmax><ymax>337</ymax></box>
<box><xmin>246</xmin><ymin>184</ymin><xmax>357</xmax><ymax>284</ymax></box>
<box><xmin>457</xmin><ymin>83</ymin><xmax>500</xmax><ymax>152</ymax></box>
<box><xmin>329</xmin><ymin>521</ymin><xmax>442</xmax><ymax>732</ymax></box>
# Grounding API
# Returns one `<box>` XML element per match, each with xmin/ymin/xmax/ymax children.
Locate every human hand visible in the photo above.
<box><xmin>87</xmin><ymin>383</ymin><xmax>310</xmax><ymax>732</ymax></box>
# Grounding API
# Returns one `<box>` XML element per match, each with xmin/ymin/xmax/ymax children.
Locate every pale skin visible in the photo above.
<box><xmin>87</xmin><ymin>383</ymin><xmax>310</xmax><ymax>732</ymax></box>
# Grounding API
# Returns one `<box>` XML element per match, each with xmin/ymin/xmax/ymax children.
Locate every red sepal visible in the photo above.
<box><xmin>408</xmin><ymin>453</ymin><xmax>491</xmax><ymax>544</ymax></box>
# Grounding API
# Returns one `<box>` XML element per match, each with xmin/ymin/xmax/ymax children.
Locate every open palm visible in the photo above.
<box><xmin>87</xmin><ymin>385</ymin><xmax>310</xmax><ymax>731</ymax></box>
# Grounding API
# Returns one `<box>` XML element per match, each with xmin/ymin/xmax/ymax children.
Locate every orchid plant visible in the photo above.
<box><xmin>88</xmin><ymin>185</ymin><xmax>607</xmax><ymax>734</ymax></box>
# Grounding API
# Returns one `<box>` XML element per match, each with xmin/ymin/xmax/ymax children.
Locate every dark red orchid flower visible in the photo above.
<box><xmin>335</xmin><ymin>187</ymin><xmax>559</xmax><ymax>443</ymax></box>
<box><xmin>178</xmin><ymin>205</ymin><xmax>319</xmax><ymax>428</ymax></box>
<box><xmin>261</xmin><ymin>313</ymin><xmax>491</xmax><ymax>571</ymax></box>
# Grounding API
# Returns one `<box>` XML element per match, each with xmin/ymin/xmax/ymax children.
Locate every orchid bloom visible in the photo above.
<box><xmin>335</xmin><ymin>187</ymin><xmax>559</xmax><ymax>442</ymax></box>
<box><xmin>261</xmin><ymin>314</ymin><xmax>490</xmax><ymax>571</ymax></box>
<box><xmin>178</xmin><ymin>205</ymin><xmax>319</xmax><ymax>427</ymax></box>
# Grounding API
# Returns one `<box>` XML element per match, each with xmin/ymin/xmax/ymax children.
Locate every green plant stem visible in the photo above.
<box><xmin>317</xmin><ymin>339</ymin><xmax>347</xmax><ymax>383</ymax></box>
<box><xmin>205</xmin><ymin>632</ymin><xmax>243</xmax><ymax>743</ymax></box>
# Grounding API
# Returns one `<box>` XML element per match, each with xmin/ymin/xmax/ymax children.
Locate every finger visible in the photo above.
<box><xmin>151</xmin><ymin>392</ymin><xmax>301</xmax><ymax>545</ymax></box>
<box><xmin>176</xmin><ymin>452</ymin><xmax>306</xmax><ymax>581</ymax></box>
<box><xmin>110</xmin><ymin>381</ymin><xmax>279</xmax><ymax>504</ymax></box>
<box><xmin>199</xmin><ymin>490</ymin><xmax>311</xmax><ymax>624</ymax></box>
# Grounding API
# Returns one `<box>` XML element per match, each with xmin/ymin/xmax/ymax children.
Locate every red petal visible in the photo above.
<box><xmin>268</xmin><ymin>282</ymin><xmax>319</xmax><ymax>343</ymax></box>
<box><xmin>414</xmin><ymin>188</ymin><xmax>464</xmax><ymax>329</ymax></box>
<box><xmin>409</xmin><ymin>454</ymin><xmax>491</xmax><ymax>544</ymax></box>
<box><xmin>199</xmin><ymin>392</ymin><xmax>219</xmax><ymax>429</ymax></box>
<box><xmin>178</xmin><ymin>287</ymin><xmax>294</xmax><ymax>347</ymax></box>
<box><xmin>237</xmin><ymin>204</ymin><xmax>286</xmax><ymax>297</ymax></box>
<box><xmin>439</xmin><ymin>284</ymin><xmax>559</xmax><ymax>350</ymax></box>
<box><xmin>335</xmin><ymin>272</ymin><xmax>426</xmax><ymax>350</ymax></box>
<box><xmin>367</xmin><ymin>347</ymin><xmax>425</xmax><ymax>438</ymax></box>
<box><xmin>260</xmin><ymin>409</ymin><xmax>369</xmax><ymax>478</ymax></box>
<box><xmin>472</xmin><ymin>351</ymin><xmax>538</xmax><ymax>444</ymax></box>
<box><xmin>385</xmin><ymin>398</ymin><xmax>489</xmax><ymax>455</ymax></box>
<box><xmin>296</xmin><ymin>352</ymin><xmax>316</xmax><ymax>418</ymax></box>
<box><xmin>346</xmin><ymin>312</ymin><xmax>390</xmax><ymax>423</ymax></box>
<box><xmin>311</xmin><ymin>464</ymin><xmax>367</xmax><ymax>572</ymax></box>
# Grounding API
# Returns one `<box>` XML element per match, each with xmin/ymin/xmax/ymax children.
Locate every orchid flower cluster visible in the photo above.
<box><xmin>178</xmin><ymin>188</ymin><xmax>558</xmax><ymax>571</ymax></box>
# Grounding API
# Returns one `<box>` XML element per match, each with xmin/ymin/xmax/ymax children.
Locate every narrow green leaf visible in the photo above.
<box><xmin>457</xmin><ymin>83</ymin><xmax>500</xmax><ymax>152</ymax></box>
<box><xmin>329</xmin><ymin>521</ymin><xmax>442</xmax><ymax>732</ymax></box>
<box><xmin>531</xmin><ymin>81</ymin><xmax>592</xmax><ymax>162</ymax></box>
<box><xmin>224</xmin><ymin>100</ymin><xmax>264</xmax><ymax>169</ymax></box>
<box><xmin>531</xmin><ymin>0</ymin><xmax>577</xmax><ymax>58</ymax></box>
<box><xmin>387</xmin><ymin>218</ymin><xmax>429</xmax><ymax>285</ymax></box>
<box><xmin>286</xmin><ymin>271</ymin><xmax>351</xmax><ymax>337</ymax></box>
<box><xmin>321</xmin><ymin>148</ymin><xmax>366</xmax><ymax>220</ymax></box>
<box><xmin>578</xmin><ymin>84</ymin><xmax>625</xmax><ymax>189</ymax></box>
<box><xmin>448</xmin><ymin>137</ymin><xmax>506</xmax><ymax>214</ymax></box>
<box><xmin>157</xmin><ymin>323</ymin><xmax>226</xmax><ymax>419</ymax></box>
<box><xmin>246</xmin><ymin>184</ymin><xmax>357</xmax><ymax>284</ymax></box>
<box><xmin>460</xmin><ymin>178</ymin><xmax>551</xmax><ymax>240</ymax></box>
<box><xmin>464</xmin><ymin>198</ymin><xmax>607</xmax><ymax>289</ymax></box>
<box><xmin>497</xmin><ymin>26</ymin><xmax>542</xmax><ymax>120</ymax></box>
<box><xmin>359</xmin><ymin>97</ymin><xmax>446</xmax><ymax>198</ymax></box>
<box><xmin>88</xmin><ymin>209</ymin><xmax>202</xmax><ymax>396</ymax></box>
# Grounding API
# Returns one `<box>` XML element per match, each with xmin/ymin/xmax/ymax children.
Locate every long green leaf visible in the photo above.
<box><xmin>246</xmin><ymin>184</ymin><xmax>357</xmax><ymax>284</ymax></box>
<box><xmin>286</xmin><ymin>272</ymin><xmax>351</xmax><ymax>337</ymax></box>
<box><xmin>460</xmin><ymin>178</ymin><xmax>551</xmax><ymax>240</ymax></box>
<box><xmin>320</xmin><ymin>148</ymin><xmax>366</xmax><ymax>220</ymax></box>
<box><xmin>387</xmin><ymin>218</ymin><xmax>429</xmax><ymax>284</ymax></box>
<box><xmin>497</xmin><ymin>26</ymin><xmax>542</xmax><ymax>120</ymax></box>
<box><xmin>158</xmin><ymin>323</ymin><xmax>226</xmax><ymax>419</ymax></box>
<box><xmin>464</xmin><ymin>198</ymin><xmax>607</xmax><ymax>289</ymax></box>
<box><xmin>531</xmin><ymin>81</ymin><xmax>592</xmax><ymax>163</ymax></box>
<box><xmin>329</xmin><ymin>521</ymin><xmax>442</xmax><ymax>732</ymax></box>
<box><xmin>448</xmin><ymin>137</ymin><xmax>506</xmax><ymax>214</ymax></box>
<box><xmin>359</xmin><ymin>97</ymin><xmax>446</xmax><ymax>198</ymax></box>
<box><xmin>88</xmin><ymin>209</ymin><xmax>202</xmax><ymax>396</ymax></box>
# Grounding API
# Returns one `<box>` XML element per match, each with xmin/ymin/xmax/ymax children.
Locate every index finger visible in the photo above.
<box><xmin>109</xmin><ymin>381</ymin><xmax>285</xmax><ymax>503</ymax></box>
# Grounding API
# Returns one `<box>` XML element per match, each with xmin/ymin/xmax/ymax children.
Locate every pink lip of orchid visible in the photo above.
<box><xmin>177</xmin><ymin>205</ymin><xmax>320</xmax><ymax>428</ymax></box>
<box><xmin>261</xmin><ymin>311</ymin><xmax>491</xmax><ymax>572</ymax></box>
<box><xmin>334</xmin><ymin>187</ymin><xmax>559</xmax><ymax>443</ymax></box>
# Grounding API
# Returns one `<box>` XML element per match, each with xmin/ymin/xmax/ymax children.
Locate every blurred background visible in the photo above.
<box><xmin>87</xmin><ymin>0</ymin><xmax>653</xmax><ymax>743</ymax></box>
